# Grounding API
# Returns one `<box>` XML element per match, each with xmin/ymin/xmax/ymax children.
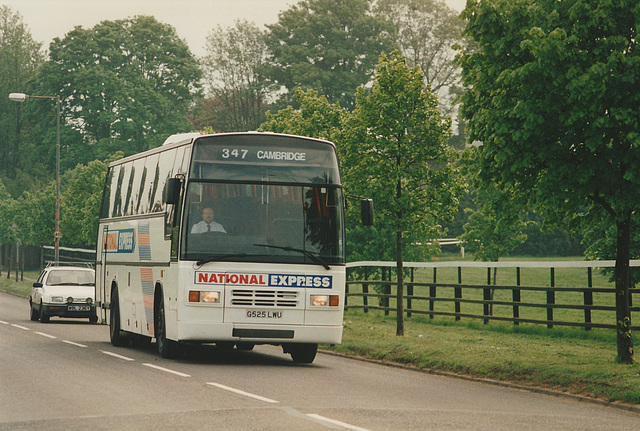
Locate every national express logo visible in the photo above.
<box><xmin>104</xmin><ymin>228</ymin><xmax>136</xmax><ymax>253</ymax></box>
<box><xmin>195</xmin><ymin>272</ymin><xmax>332</xmax><ymax>289</ymax></box>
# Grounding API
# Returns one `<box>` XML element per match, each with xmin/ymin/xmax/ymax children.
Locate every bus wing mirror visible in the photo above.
<box><xmin>165</xmin><ymin>178</ymin><xmax>182</xmax><ymax>205</ymax></box>
<box><xmin>361</xmin><ymin>199</ymin><xmax>374</xmax><ymax>226</ymax></box>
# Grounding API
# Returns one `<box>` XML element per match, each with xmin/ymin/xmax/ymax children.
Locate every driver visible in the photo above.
<box><xmin>191</xmin><ymin>207</ymin><xmax>226</xmax><ymax>234</ymax></box>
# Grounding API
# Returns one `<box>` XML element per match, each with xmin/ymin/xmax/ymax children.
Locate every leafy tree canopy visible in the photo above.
<box><xmin>34</xmin><ymin>15</ymin><xmax>202</xmax><ymax>160</ymax></box>
<box><xmin>0</xmin><ymin>5</ymin><xmax>43</xmax><ymax>189</ymax></box>
<box><xmin>458</xmin><ymin>0</ymin><xmax>639</xmax><ymax>363</ymax></box>
<box><xmin>265</xmin><ymin>0</ymin><xmax>395</xmax><ymax>109</ymax></box>
<box><xmin>375</xmin><ymin>0</ymin><xmax>466</xmax><ymax>114</ymax></box>
<box><xmin>201</xmin><ymin>19</ymin><xmax>270</xmax><ymax>132</ymax></box>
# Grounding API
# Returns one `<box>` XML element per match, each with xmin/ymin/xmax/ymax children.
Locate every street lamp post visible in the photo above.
<box><xmin>9</xmin><ymin>92</ymin><xmax>61</xmax><ymax>265</ymax></box>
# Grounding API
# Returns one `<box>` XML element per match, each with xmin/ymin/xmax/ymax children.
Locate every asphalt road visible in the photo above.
<box><xmin>2</xmin><ymin>290</ymin><xmax>639</xmax><ymax>430</ymax></box>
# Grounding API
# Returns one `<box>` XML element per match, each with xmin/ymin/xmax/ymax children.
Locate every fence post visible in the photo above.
<box><xmin>584</xmin><ymin>267</ymin><xmax>593</xmax><ymax>330</ymax></box>
<box><xmin>455</xmin><ymin>266</ymin><xmax>462</xmax><ymax>321</ymax></box>
<box><xmin>547</xmin><ymin>268</ymin><xmax>555</xmax><ymax>329</ymax></box>
<box><xmin>363</xmin><ymin>267</ymin><xmax>369</xmax><ymax>313</ymax></box>
<box><xmin>484</xmin><ymin>267</ymin><xmax>491</xmax><ymax>324</ymax></box>
<box><xmin>513</xmin><ymin>267</ymin><xmax>521</xmax><ymax>325</ymax></box>
<box><xmin>407</xmin><ymin>268</ymin><xmax>414</xmax><ymax>318</ymax></box>
<box><xmin>429</xmin><ymin>268</ymin><xmax>437</xmax><ymax>319</ymax></box>
<box><xmin>383</xmin><ymin>267</ymin><xmax>390</xmax><ymax>316</ymax></box>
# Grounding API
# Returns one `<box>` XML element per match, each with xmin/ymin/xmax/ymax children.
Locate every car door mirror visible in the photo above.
<box><xmin>32</xmin><ymin>282</ymin><xmax>43</xmax><ymax>288</ymax></box>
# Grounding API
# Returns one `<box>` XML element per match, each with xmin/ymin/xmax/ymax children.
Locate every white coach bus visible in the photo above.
<box><xmin>95</xmin><ymin>132</ymin><xmax>372</xmax><ymax>362</ymax></box>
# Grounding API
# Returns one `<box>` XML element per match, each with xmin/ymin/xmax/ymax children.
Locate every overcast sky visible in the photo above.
<box><xmin>3</xmin><ymin>0</ymin><xmax>466</xmax><ymax>57</ymax></box>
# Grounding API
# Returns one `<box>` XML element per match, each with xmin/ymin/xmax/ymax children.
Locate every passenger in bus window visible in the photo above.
<box><xmin>191</xmin><ymin>207</ymin><xmax>226</xmax><ymax>234</ymax></box>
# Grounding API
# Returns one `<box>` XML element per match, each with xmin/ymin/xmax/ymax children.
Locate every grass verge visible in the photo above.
<box><xmin>326</xmin><ymin>310</ymin><xmax>640</xmax><ymax>404</ymax></box>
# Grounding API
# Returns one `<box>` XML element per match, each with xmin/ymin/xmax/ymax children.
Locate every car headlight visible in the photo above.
<box><xmin>50</xmin><ymin>296</ymin><xmax>64</xmax><ymax>303</ymax></box>
<box><xmin>188</xmin><ymin>290</ymin><xmax>220</xmax><ymax>303</ymax></box>
<box><xmin>310</xmin><ymin>294</ymin><xmax>340</xmax><ymax>307</ymax></box>
<box><xmin>86</xmin><ymin>297</ymin><xmax>93</xmax><ymax>305</ymax></box>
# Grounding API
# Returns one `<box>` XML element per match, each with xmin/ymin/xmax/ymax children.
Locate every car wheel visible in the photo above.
<box><xmin>30</xmin><ymin>300</ymin><xmax>39</xmax><ymax>321</ymax></box>
<box><xmin>109</xmin><ymin>288</ymin><xmax>129</xmax><ymax>347</ymax></box>
<box><xmin>155</xmin><ymin>293</ymin><xmax>178</xmax><ymax>358</ymax></box>
<box><xmin>39</xmin><ymin>301</ymin><xmax>49</xmax><ymax>323</ymax></box>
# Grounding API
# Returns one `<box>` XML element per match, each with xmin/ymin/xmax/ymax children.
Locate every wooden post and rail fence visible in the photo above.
<box><xmin>345</xmin><ymin>260</ymin><xmax>640</xmax><ymax>331</ymax></box>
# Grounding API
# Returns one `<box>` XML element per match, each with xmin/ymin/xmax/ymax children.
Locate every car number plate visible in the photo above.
<box><xmin>246</xmin><ymin>310</ymin><xmax>283</xmax><ymax>319</ymax></box>
<box><xmin>68</xmin><ymin>305</ymin><xmax>90</xmax><ymax>311</ymax></box>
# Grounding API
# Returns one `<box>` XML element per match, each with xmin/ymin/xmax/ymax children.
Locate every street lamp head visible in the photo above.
<box><xmin>9</xmin><ymin>93</ymin><xmax>28</xmax><ymax>102</ymax></box>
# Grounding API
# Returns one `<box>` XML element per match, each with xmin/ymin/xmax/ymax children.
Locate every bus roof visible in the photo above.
<box><xmin>109</xmin><ymin>132</ymin><xmax>336</xmax><ymax>168</ymax></box>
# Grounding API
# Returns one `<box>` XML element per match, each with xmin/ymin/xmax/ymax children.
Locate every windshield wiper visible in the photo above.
<box><xmin>196</xmin><ymin>253</ymin><xmax>250</xmax><ymax>267</ymax></box>
<box><xmin>253</xmin><ymin>244</ymin><xmax>331</xmax><ymax>270</ymax></box>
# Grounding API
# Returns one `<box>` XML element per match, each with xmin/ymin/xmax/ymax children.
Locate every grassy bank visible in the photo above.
<box><xmin>0</xmin><ymin>270</ymin><xmax>38</xmax><ymax>297</ymax></box>
<box><xmin>3</xmin><ymin>269</ymin><xmax>639</xmax><ymax>405</ymax></box>
<box><xmin>328</xmin><ymin>310</ymin><xmax>640</xmax><ymax>404</ymax></box>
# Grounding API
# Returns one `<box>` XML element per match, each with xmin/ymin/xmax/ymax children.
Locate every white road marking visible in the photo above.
<box><xmin>0</xmin><ymin>320</ymin><xmax>8</xmax><ymax>324</ymax></box>
<box><xmin>35</xmin><ymin>331</ymin><xmax>57</xmax><ymax>339</ymax></box>
<box><xmin>62</xmin><ymin>340</ymin><xmax>87</xmax><ymax>347</ymax></box>
<box><xmin>307</xmin><ymin>414</ymin><xmax>372</xmax><ymax>431</ymax></box>
<box><xmin>101</xmin><ymin>350</ymin><xmax>135</xmax><ymax>361</ymax></box>
<box><xmin>142</xmin><ymin>363</ymin><xmax>191</xmax><ymax>377</ymax></box>
<box><xmin>11</xmin><ymin>324</ymin><xmax>29</xmax><ymax>330</ymax></box>
<box><xmin>207</xmin><ymin>382</ymin><xmax>279</xmax><ymax>404</ymax></box>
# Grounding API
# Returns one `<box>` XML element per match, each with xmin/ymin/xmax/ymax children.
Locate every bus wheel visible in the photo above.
<box><xmin>110</xmin><ymin>288</ymin><xmax>130</xmax><ymax>347</ymax></box>
<box><xmin>236</xmin><ymin>342</ymin><xmax>255</xmax><ymax>351</ymax></box>
<box><xmin>155</xmin><ymin>293</ymin><xmax>178</xmax><ymax>358</ymax></box>
<box><xmin>285</xmin><ymin>343</ymin><xmax>318</xmax><ymax>364</ymax></box>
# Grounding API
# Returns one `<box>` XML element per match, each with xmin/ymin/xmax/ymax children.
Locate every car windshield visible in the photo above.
<box><xmin>46</xmin><ymin>270</ymin><xmax>95</xmax><ymax>286</ymax></box>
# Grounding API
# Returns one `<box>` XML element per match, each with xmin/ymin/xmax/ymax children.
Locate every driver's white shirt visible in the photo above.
<box><xmin>191</xmin><ymin>220</ymin><xmax>226</xmax><ymax>234</ymax></box>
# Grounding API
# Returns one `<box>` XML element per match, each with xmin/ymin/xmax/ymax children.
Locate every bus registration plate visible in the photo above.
<box><xmin>246</xmin><ymin>310</ymin><xmax>283</xmax><ymax>319</ymax></box>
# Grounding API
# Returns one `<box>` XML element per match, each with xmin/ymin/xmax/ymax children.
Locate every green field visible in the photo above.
<box><xmin>346</xmin><ymin>258</ymin><xmax>633</xmax><ymax>329</ymax></box>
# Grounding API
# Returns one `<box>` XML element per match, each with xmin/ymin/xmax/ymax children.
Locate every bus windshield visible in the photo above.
<box><xmin>182</xmin><ymin>183</ymin><xmax>345</xmax><ymax>266</ymax></box>
<box><xmin>181</xmin><ymin>135</ymin><xmax>345</xmax><ymax>266</ymax></box>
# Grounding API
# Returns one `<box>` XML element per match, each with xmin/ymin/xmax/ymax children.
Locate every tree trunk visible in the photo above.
<box><xmin>396</xmin><ymin>229</ymin><xmax>405</xmax><ymax>336</ymax></box>
<box><xmin>615</xmin><ymin>215</ymin><xmax>635</xmax><ymax>364</ymax></box>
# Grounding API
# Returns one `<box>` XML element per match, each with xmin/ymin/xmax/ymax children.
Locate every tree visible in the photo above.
<box><xmin>201</xmin><ymin>20</ymin><xmax>270</xmax><ymax>132</ymax></box>
<box><xmin>265</xmin><ymin>0</ymin><xmax>395</xmax><ymax>109</ymax></box>
<box><xmin>61</xmin><ymin>157</ymin><xmax>116</xmax><ymax>247</ymax></box>
<box><xmin>343</xmin><ymin>51</ymin><xmax>460</xmax><ymax>336</ymax></box>
<box><xmin>35</xmin><ymin>15</ymin><xmax>202</xmax><ymax>160</ymax></box>
<box><xmin>461</xmin><ymin>186</ymin><xmax>528</xmax><ymax>266</ymax></box>
<box><xmin>458</xmin><ymin>0</ymin><xmax>639</xmax><ymax>363</ymax></box>
<box><xmin>0</xmin><ymin>180</ymin><xmax>17</xmax><ymax>246</ymax></box>
<box><xmin>259</xmin><ymin>88</ymin><xmax>346</xmax><ymax>140</ymax></box>
<box><xmin>375</xmin><ymin>0</ymin><xmax>466</xmax><ymax>114</ymax></box>
<box><xmin>0</xmin><ymin>5</ymin><xmax>43</xmax><ymax>191</ymax></box>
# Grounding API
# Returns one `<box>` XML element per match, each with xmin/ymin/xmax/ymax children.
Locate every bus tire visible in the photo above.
<box><xmin>286</xmin><ymin>343</ymin><xmax>318</xmax><ymax>364</ymax></box>
<box><xmin>155</xmin><ymin>291</ymin><xmax>178</xmax><ymax>358</ymax></box>
<box><xmin>236</xmin><ymin>342</ymin><xmax>255</xmax><ymax>351</ymax></box>
<box><xmin>110</xmin><ymin>287</ymin><xmax>130</xmax><ymax>347</ymax></box>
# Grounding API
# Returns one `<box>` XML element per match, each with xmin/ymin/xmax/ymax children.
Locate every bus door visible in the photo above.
<box><xmin>97</xmin><ymin>225</ymin><xmax>109</xmax><ymax>323</ymax></box>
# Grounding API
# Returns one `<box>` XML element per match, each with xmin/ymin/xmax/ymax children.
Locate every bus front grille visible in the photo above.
<box><xmin>231</xmin><ymin>289</ymin><xmax>298</xmax><ymax>307</ymax></box>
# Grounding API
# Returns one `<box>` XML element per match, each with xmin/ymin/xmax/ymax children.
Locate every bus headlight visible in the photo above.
<box><xmin>189</xmin><ymin>290</ymin><xmax>220</xmax><ymax>303</ymax></box>
<box><xmin>310</xmin><ymin>294</ymin><xmax>340</xmax><ymax>307</ymax></box>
